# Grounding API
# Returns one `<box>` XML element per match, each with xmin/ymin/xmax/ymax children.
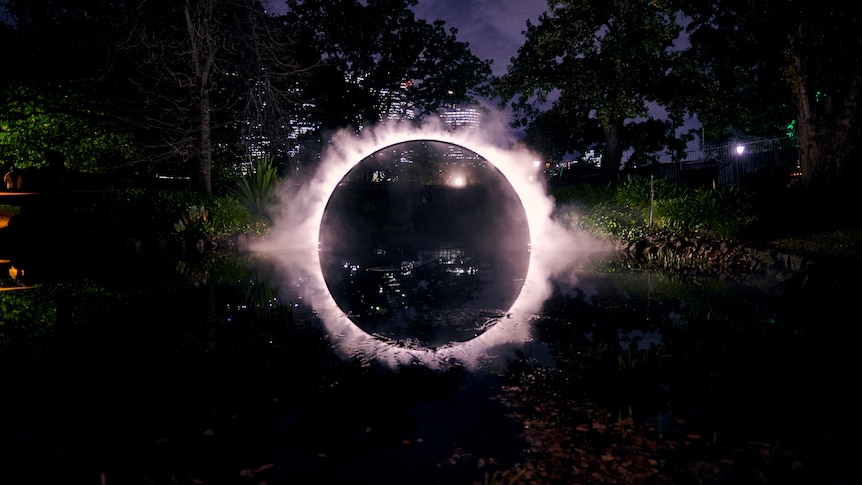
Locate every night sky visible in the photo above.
<box><xmin>410</xmin><ymin>0</ymin><xmax>548</xmax><ymax>75</ymax></box>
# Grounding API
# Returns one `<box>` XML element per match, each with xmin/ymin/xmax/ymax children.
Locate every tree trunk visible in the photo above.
<box><xmin>793</xmin><ymin>47</ymin><xmax>820</xmax><ymax>191</ymax></box>
<box><xmin>601</xmin><ymin>119</ymin><xmax>624</xmax><ymax>181</ymax></box>
<box><xmin>791</xmin><ymin>23</ymin><xmax>861</xmax><ymax>194</ymax></box>
<box><xmin>186</xmin><ymin>0</ymin><xmax>214</xmax><ymax>195</ymax></box>
<box><xmin>191</xmin><ymin>89</ymin><xmax>213</xmax><ymax>194</ymax></box>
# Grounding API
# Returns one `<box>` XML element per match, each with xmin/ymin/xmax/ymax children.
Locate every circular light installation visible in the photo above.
<box><xmin>252</xmin><ymin>120</ymin><xmax>577</xmax><ymax>369</ymax></box>
<box><xmin>319</xmin><ymin>139</ymin><xmax>530</xmax><ymax>348</ymax></box>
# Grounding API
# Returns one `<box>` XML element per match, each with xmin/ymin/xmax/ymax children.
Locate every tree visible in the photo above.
<box><xmin>670</xmin><ymin>3</ymin><xmax>796</xmax><ymax>147</ymax></box>
<box><xmin>1</xmin><ymin>0</ymin><xmax>304</xmax><ymax>194</ymax></box>
<box><xmin>0</xmin><ymin>0</ymin><xmax>140</xmax><ymax>176</ymax></box>
<box><xmin>280</xmin><ymin>0</ymin><xmax>493</xmax><ymax>129</ymax></box>
<box><xmin>679</xmin><ymin>0</ymin><xmax>861</xmax><ymax>193</ymax></box>
<box><xmin>0</xmin><ymin>0</ymin><xmax>121</xmax><ymax>84</ymax></box>
<box><xmin>492</xmin><ymin>0</ymin><xmax>683</xmax><ymax>181</ymax></box>
<box><xmin>0</xmin><ymin>83</ymin><xmax>140</xmax><ymax>174</ymax></box>
<box><xmin>519</xmin><ymin>105</ymin><xmax>603</xmax><ymax>165</ymax></box>
<box><xmin>114</xmin><ymin>0</ymin><xmax>304</xmax><ymax>194</ymax></box>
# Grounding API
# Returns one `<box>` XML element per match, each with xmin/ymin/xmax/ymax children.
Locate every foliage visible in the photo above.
<box><xmin>112</xmin><ymin>0</ymin><xmax>304</xmax><ymax>194</ymax></box>
<box><xmin>282</xmin><ymin>0</ymin><xmax>493</xmax><ymax>128</ymax></box>
<box><xmin>498</xmin><ymin>0</ymin><xmax>859</xmax><ymax>193</ymax></box>
<box><xmin>0</xmin><ymin>280</ymin><xmax>130</xmax><ymax>350</ymax></box>
<box><xmin>3</xmin><ymin>0</ymin><xmax>857</xmax><ymax>195</ymax></box>
<box><xmin>552</xmin><ymin>178</ymin><xmax>757</xmax><ymax>240</ymax></box>
<box><xmin>0</xmin><ymin>83</ymin><xmax>140</xmax><ymax>172</ymax></box>
<box><xmin>678</xmin><ymin>0</ymin><xmax>861</xmax><ymax>192</ymax></box>
<box><xmin>611</xmin><ymin>178</ymin><xmax>687</xmax><ymax>209</ymax></box>
<box><xmin>1</xmin><ymin>0</ymin><xmax>306</xmax><ymax>194</ymax></box>
<box><xmin>653</xmin><ymin>185</ymin><xmax>757</xmax><ymax>239</ymax></box>
<box><xmin>2</xmin><ymin>0</ymin><xmax>494</xmax><ymax>193</ymax></box>
<box><xmin>492</xmin><ymin>0</ymin><xmax>683</xmax><ymax>180</ymax></box>
<box><xmin>550</xmin><ymin>182</ymin><xmax>616</xmax><ymax>207</ymax></box>
<box><xmin>671</xmin><ymin>1</ymin><xmax>796</xmax><ymax>145</ymax></box>
<box><xmin>0</xmin><ymin>286</ymin><xmax>57</xmax><ymax>348</ymax></box>
<box><xmin>227</xmin><ymin>158</ymin><xmax>280</xmax><ymax>221</ymax></box>
<box><xmin>103</xmin><ymin>189</ymin><xmax>264</xmax><ymax>241</ymax></box>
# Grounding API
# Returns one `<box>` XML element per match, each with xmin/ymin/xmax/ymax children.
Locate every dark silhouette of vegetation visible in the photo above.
<box><xmin>677</xmin><ymin>0</ymin><xmax>861</xmax><ymax>193</ymax></box>
<box><xmin>494</xmin><ymin>0</ymin><xmax>860</xmax><ymax>194</ymax></box>
<box><xmin>492</xmin><ymin>0</ymin><xmax>686</xmax><ymax>180</ymax></box>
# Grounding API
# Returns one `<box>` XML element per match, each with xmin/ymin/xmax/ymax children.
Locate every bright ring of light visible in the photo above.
<box><xmin>253</xmin><ymin>119</ymin><xmax>568</xmax><ymax>369</ymax></box>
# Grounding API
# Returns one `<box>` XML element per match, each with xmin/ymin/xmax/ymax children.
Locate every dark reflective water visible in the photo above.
<box><xmin>2</xmin><ymin>245</ymin><xmax>859</xmax><ymax>483</ymax></box>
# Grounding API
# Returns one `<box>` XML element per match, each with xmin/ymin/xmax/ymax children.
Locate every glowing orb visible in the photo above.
<box><xmin>319</xmin><ymin>140</ymin><xmax>530</xmax><ymax>348</ymax></box>
<box><xmin>252</xmin><ymin>118</ymin><xmax>584</xmax><ymax>369</ymax></box>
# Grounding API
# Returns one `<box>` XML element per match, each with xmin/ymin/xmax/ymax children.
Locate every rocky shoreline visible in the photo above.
<box><xmin>612</xmin><ymin>233</ymin><xmax>851</xmax><ymax>292</ymax></box>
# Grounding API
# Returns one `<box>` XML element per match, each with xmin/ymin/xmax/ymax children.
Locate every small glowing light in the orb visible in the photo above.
<box><xmin>736</xmin><ymin>145</ymin><xmax>745</xmax><ymax>155</ymax></box>
<box><xmin>450</xmin><ymin>175</ymin><xmax>466</xmax><ymax>187</ymax></box>
<box><xmin>250</xmin><ymin>116</ymin><xmax>612</xmax><ymax>370</ymax></box>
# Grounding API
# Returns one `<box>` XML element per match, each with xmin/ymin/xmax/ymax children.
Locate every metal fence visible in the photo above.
<box><xmin>623</xmin><ymin>136</ymin><xmax>800</xmax><ymax>190</ymax></box>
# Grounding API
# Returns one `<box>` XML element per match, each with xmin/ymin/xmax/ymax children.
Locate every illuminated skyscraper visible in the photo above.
<box><xmin>378</xmin><ymin>80</ymin><xmax>416</xmax><ymax>124</ymax></box>
<box><xmin>439</xmin><ymin>105</ymin><xmax>482</xmax><ymax>161</ymax></box>
<box><xmin>440</xmin><ymin>105</ymin><xmax>481</xmax><ymax>133</ymax></box>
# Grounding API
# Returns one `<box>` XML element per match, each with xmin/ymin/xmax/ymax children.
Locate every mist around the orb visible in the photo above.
<box><xmin>250</xmin><ymin>115</ymin><xmax>612</xmax><ymax>369</ymax></box>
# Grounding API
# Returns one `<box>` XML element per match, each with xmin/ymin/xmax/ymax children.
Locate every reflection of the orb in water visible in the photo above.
<box><xmin>319</xmin><ymin>140</ymin><xmax>530</xmax><ymax>348</ymax></box>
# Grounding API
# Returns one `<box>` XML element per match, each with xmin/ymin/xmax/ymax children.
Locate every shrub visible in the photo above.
<box><xmin>227</xmin><ymin>158</ymin><xmax>280</xmax><ymax>221</ymax></box>
<box><xmin>104</xmin><ymin>188</ymin><xmax>263</xmax><ymax>242</ymax></box>
<box><xmin>553</xmin><ymin>178</ymin><xmax>757</xmax><ymax>241</ymax></box>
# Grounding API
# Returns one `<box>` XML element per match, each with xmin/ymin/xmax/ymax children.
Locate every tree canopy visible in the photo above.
<box><xmin>678</xmin><ymin>0</ymin><xmax>861</xmax><ymax>192</ymax></box>
<box><xmin>492</xmin><ymin>0</ymin><xmax>684</xmax><ymax>180</ymax></box>
<box><xmin>495</xmin><ymin>0</ymin><xmax>860</xmax><ymax>192</ymax></box>
<box><xmin>2</xmin><ymin>0</ymin><xmax>858</xmax><ymax>194</ymax></box>
<box><xmin>0</xmin><ymin>0</ymin><xmax>492</xmax><ymax>193</ymax></box>
<box><xmin>280</xmin><ymin>0</ymin><xmax>493</xmax><ymax>128</ymax></box>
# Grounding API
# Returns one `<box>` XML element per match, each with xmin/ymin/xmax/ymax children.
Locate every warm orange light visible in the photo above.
<box><xmin>9</xmin><ymin>265</ymin><xmax>19</xmax><ymax>279</ymax></box>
